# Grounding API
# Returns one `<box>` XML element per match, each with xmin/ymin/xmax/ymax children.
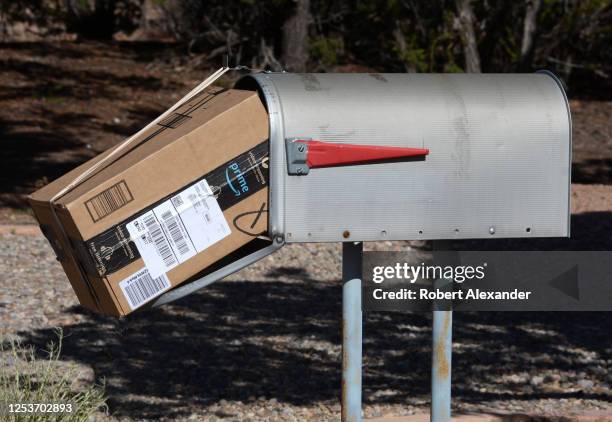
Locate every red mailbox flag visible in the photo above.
<box><xmin>297</xmin><ymin>139</ymin><xmax>429</xmax><ymax>169</ymax></box>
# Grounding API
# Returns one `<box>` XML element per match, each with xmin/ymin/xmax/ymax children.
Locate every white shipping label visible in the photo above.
<box><xmin>119</xmin><ymin>267</ymin><xmax>171</xmax><ymax>310</ymax></box>
<box><xmin>126</xmin><ymin>179</ymin><xmax>231</xmax><ymax>279</ymax></box>
<box><xmin>171</xmin><ymin>180</ymin><xmax>231</xmax><ymax>252</ymax></box>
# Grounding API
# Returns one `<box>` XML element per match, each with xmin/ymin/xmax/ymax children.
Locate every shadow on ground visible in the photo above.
<box><xmin>573</xmin><ymin>159</ymin><xmax>612</xmax><ymax>185</ymax></box>
<box><xmin>14</xmin><ymin>284</ymin><xmax>612</xmax><ymax>419</ymax></box>
<box><xmin>13</xmin><ymin>212</ymin><xmax>612</xmax><ymax>419</ymax></box>
<box><xmin>0</xmin><ymin>41</ymin><xmax>189</xmax><ymax>207</ymax></box>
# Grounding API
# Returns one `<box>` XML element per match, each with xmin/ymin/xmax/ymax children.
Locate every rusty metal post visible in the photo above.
<box><xmin>431</xmin><ymin>310</ymin><xmax>452</xmax><ymax>422</ymax></box>
<box><xmin>342</xmin><ymin>241</ymin><xmax>363</xmax><ymax>422</ymax></box>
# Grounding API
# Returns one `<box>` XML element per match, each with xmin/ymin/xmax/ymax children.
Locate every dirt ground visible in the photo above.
<box><xmin>1</xmin><ymin>41</ymin><xmax>611</xmax><ymax>421</ymax></box>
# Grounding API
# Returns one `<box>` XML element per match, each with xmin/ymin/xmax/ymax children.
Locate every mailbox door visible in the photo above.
<box><xmin>237</xmin><ymin>73</ymin><xmax>571</xmax><ymax>242</ymax></box>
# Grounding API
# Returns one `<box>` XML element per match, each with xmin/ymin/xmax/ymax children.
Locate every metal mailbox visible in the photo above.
<box><xmin>236</xmin><ymin>72</ymin><xmax>571</xmax><ymax>243</ymax></box>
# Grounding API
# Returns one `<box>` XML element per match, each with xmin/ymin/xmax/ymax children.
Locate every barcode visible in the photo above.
<box><xmin>120</xmin><ymin>269</ymin><xmax>170</xmax><ymax>310</ymax></box>
<box><xmin>143</xmin><ymin>214</ymin><xmax>176</xmax><ymax>267</ymax></box>
<box><xmin>160</xmin><ymin>211</ymin><xmax>190</xmax><ymax>256</ymax></box>
<box><xmin>85</xmin><ymin>181</ymin><xmax>133</xmax><ymax>222</ymax></box>
<box><xmin>171</xmin><ymin>195</ymin><xmax>184</xmax><ymax>208</ymax></box>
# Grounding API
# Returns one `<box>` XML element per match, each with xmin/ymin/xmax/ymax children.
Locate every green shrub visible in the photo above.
<box><xmin>310</xmin><ymin>35</ymin><xmax>346</xmax><ymax>67</ymax></box>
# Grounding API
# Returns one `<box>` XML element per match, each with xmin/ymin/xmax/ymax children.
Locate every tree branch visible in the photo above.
<box><xmin>455</xmin><ymin>0</ymin><xmax>481</xmax><ymax>73</ymax></box>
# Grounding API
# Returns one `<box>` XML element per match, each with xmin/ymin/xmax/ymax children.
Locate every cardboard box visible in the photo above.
<box><xmin>29</xmin><ymin>87</ymin><xmax>270</xmax><ymax>316</ymax></box>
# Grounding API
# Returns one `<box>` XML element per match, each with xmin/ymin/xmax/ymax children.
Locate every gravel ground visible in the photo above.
<box><xmin>1</xmin><ymin>184</ymin><xmax>611</xmax><ymax>421</ymax></box>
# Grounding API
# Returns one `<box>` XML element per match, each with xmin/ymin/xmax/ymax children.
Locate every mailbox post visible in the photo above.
<box><xmin>432</xmin><ymin>310</ymin><xmax>453</xmax><ymax>422</ymax></box>
<box><xmin>342</xmin><ymin>242</ymin><xmax>363</xmax><ymax>422</ymax></box>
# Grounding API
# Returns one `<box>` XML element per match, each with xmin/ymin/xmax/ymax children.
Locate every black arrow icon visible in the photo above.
<box><xmin>549</xmin><ymin>265</ymin><xmax>580</xmax><ymax>301</ymax></box>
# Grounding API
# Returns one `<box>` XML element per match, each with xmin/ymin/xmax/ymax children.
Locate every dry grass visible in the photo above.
<box><xmin>0</xmin><ymin>329</ymin><xmax>108</xmax><ymax>421</ymax></box>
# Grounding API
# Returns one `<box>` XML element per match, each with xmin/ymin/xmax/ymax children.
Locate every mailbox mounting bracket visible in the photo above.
<box><xmin>286</xmin><ymin>137</ymin><xmax>311</xmax><ymax>175</ymax></box>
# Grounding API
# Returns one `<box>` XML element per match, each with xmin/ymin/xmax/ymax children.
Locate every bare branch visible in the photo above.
<box><xmin>259</xmin><ymin>37</ymin><xmax>283</xmax><ymax>71</ymax></box>
<box><xmin>282</xmin><ymin>0</ymin><xmax>312</xmax><ymax>72</ymax></box>
<box><xmin>546</xmin><ymin>56</ymin><xmax>610</xmax><ymax>78</ymax></box>
<box><xmin>519</xmin><ymin>0</ymin><xmax>542</xmax><ymax>71</ymax></box>
<box><xmin>393</xmin><ymin>23</ymin><xmax>416</xmax><ymax>73</ymax></box>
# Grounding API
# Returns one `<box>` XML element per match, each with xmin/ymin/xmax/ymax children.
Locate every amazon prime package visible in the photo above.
<box><xmin>29</xmin><ymin>87</ymin><xmax>269</xmax><ymax>316</ymax></box>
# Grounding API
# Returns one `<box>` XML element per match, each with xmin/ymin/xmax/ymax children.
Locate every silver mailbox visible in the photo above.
<box><xmin>236</xmin><ymin>72</ymin><xmax>571</xmax><ymax>243</ymax></box>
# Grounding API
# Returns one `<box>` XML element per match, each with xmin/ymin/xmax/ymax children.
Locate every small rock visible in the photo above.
<box><xmin>545</xmin><ymin>373</ymin><xmax>560</xmax><ymax>382</ymax></box>
<box><xmin>578</xmin><ymin>379</ymin><xmax>595</xmax><ymax>390</ymax></box>
<box><xmin>508</xmin><ymin>374</ymin><xmax>527</xmax><ymax>383</ymax></box>
<box><xmin>588</xmin><ymin>366</ymin><xmax>607</xmax><ymax>376</ymax></box>
<box><xmin>530</xmin><ymin>376</ymin><xmax>544</xmax><ymax>386</ymax></box>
